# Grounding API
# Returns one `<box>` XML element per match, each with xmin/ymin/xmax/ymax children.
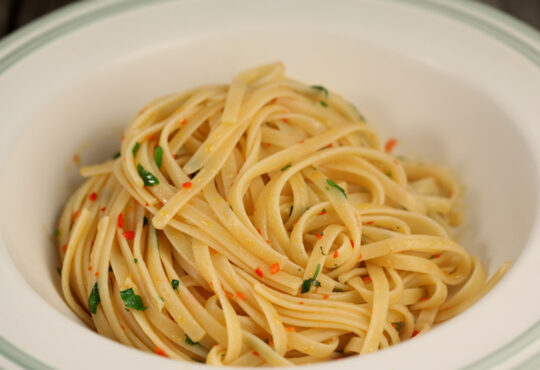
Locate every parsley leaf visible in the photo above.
<box><xmin>281</xmin><ymin>164</ymin><xmax>292</xmax><ymax>171</ymax></box>
<box><xmin>301</xmin><ymin>264</ymin><xmax>322</xmax><ymax>293</ymax></box>
<box><xmin>326</xmin><ymin>179</ymin><xmax>347</xmax><ymax>198</ymax></box>
<box><xmin>132</xmin><ymin>142</ymin><xmax>140</xmax><ymax>157</ymax></box>
<box><xmin>120</xmin><ymin>288</ymin><xmax>147</xmax><ymax>311</ymax></box>
<box><xmin>54</xmin><ymin>229</ymin><xmax>60</xmax><ymax>237</ymax></box>
<box><xmin>311</xmin><ymin>85</ymin><xmax>329</xmax><ymax>99</ymax></box>
<box><xmin>154</xmin><ymin>146</ymin><xmax>163</xmax><ymax>169</ymax></box>
<box><xmin>172</xmin><ymin>279</ymin><xmax>179</xmax><ymax>290</ymax></box>
<box><xmin>185</xmin><ymin>335</ymin><xmax>198</xmax><ymax>345</ymax></box>
<box><xmin>392</xmin><ymin>322</ymin><xmax>405</xmax><ymax>331</ymax></box>
<box><xmin>320</xmin><ymin>100</ymin><xmax>328</xmax><ymax>107</ymax></box>
<box><xmin>113</xmin><ymin>151</ymin><xmax>121</xmax><ymax>159</ymax></box>
<box><xmin>88</xmin><ymin>282</ymin><xmax>100</xmax><ymax>314</ymax></box>
<box><xmin>137</xmin><ymin>164</ymin><xmax>159</xmax><ymax>187</ymax></box>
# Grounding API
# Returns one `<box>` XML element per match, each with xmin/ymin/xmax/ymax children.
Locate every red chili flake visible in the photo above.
<box><xmin>89</xmin><ymin>192</ymin><xmax>97</xmax><ymax>201</ymax></box>
<box><xmin>271</xmin><ymin>98</ymin><xmax>278</xmax><ymax>103</ymax></box>
<box><xmin>146</xmin><ymin>134</ymin><xmax>154</xmax><ymax>140</ymax></box>
<box><xmin>266</xmin><ymin>240</ymin><xmax>270</xmax><ymax>244</ymax></box>
<box><xmin>285</xmin><ymin>326</ymin><xmax>295</xmax><ymax>332</ymax></box>
<box><xmin>266</xmin><ymin>143</ymin><xmax>272</xmax><ymax>147</ymax></box>
<box><xmin>366</xmin><ymin>220</ymin><xmax>374</xmax><ymax>225</ymax></box>
<box><xmin>362</xmin><ymin>276</ymin><xmax>372</xmax><ymax>283</ymax></box>
<box><xmin>255</xmin><ymin>267</ymin><xmax>264</xmax><ymax>278</ymax></box>
<box><xmin>100</xmin><ymin>207</ymin><xmax>106</xmax><ymax>212</ymax></box>
<box><xmin>412</xmin><ymin>330</ymin><xmax>420</xmax><ymax>337</ymax></box>
<box><xmin>95</xmin><ymin>271</ymin><xmax>99</xmax><ymax>277</ymax></box>
<box><xmin>210</xmin><ymin>248</ymin><xmax>218</xmax><ymax>255</ymax></box>
<box><xmin>327</xmin><ymin>143</ymin><xmax>333</xmax><ymax>148</ymax></box>
<box><xmin>236</xmin><ymin>292</ymin><xmax>246</xmax><ymax>301</ymax></box>
<box><xmin>256</xmin><ymin>228</ymin><xmax>262</xmax><ymax>235</ymax></box>
<box><xmin>72</xmin><ymin>154</ymin><xmax>80</xmax><ymax>165</ymax></box>
<box><xmin>62</xmin><ymin>244</ymin><xmax>67</xmax><ymax>253</ymax></box>
<box><xmin>431</xmin><ymin>254</ymin><xmax>441</xmax><ymax>259</ymax></box>
<box><xmin>421</xmin><ymin>297</ymin><xmax>429</xmax><ymax>302</ymax></box>
<box><xmin>121</xmin><ymin>325</ymin><xmax>125</xmax><ymax>330</ymax></box>
<box><xmin>225</xmin><ymin>291</ymin><xmax>233</xmax><ymax>299</ymax></box>
<box><xmin>122</xmin><ymin>230</ymin><xmax>135</xmax><ymax>240</ymax></box>
<box><xmin>358</xmin><ymin>253</ymin><xmax>362</xmax><ymax>260</ymax></box>
<box><xmin>181</xmin><ymin>119</ymin><xmax>187</xmax><ymax>125</ymax></box>
<box><xmin>155</xmin><ymin>346</ymin><xmax>168</xmax><ymax>357</ymax></box>
<box><xmin>298</xmin><ymin>140</ymin><xmax>304</xmax><ymax>144</ymax></box>
<box><xmin>145</xmin><ymin>202</ymin><xmax>149</xmax><ymax>207</ymax></box>
<box><xmin>333</xmin><ymin>250</ymin><xmax>339</xmax><ymax>258</ymax></box>
<box><xmin>182</xmin><ymin>182</ymin><xmax>192</xmax><ymax>190</ymax></box>
<box><xmin>385</xmin><ymin>138</ymin><xmax>398</xmax><ymax>153</ymax></box>
<box><xmin>72</xmin><ymin>210</ymin><xmax>80</xmax><ymax>222</ymax></box>
<box><xmin>270</xmin><ymin>262</ymin><xmax>280</xmax><ymax>274</ymax></box>
<box><xmin>252</xmin><ymin>351</ymin><xmax>259</xmax><ymax>356</ymax></box>
<box><xmin>117</xmin><ymin>213</ymin><xmax>124</xmax><ymax>228</ymax></box>
<box><xmin>323</xmin><ymin>294</ymin><xmax>329</xmax><ymax>300</ymax></box>
<box><xmin>88</xmin><ymin>266</ymin><xmax>92</xmax><ymax>271</ymax></box>
<box><xmin>350</xmin><ymin>240</ymin><xmax>354</xmax><ymax>247</ymax></box>
<box><xmin>319</xmin><ymin>209</ymin><xmax>327</xmax><ymax>215</ymax></box>
<box><xmin>443</xmin><ymin>270</ymin><xmax>450</xmax><ymax>275</ymax></box>
<box><xmin>299</xmin><ymin>301</ymin><xmax>304</xmax><ymax>305</ymax></box>
<box><xmin>316</xmin><ymin>232</ymin><xmax>323</xmax><ymax>240</ymax></box>
<box><xmin>282</xmin><ymin>118</ymin><xmax>289</xmax><ymax>123</ymax></box>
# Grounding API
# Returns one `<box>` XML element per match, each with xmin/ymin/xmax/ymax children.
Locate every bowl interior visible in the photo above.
<box><xmin>0</xmin><ymin>1</ymin><xmax>538</xmax><ymax>368</ymax></box>
<box><xmin>0</xmin><ymin>29</ymin><xmax>536</xmax><ymax>320</ymax></box>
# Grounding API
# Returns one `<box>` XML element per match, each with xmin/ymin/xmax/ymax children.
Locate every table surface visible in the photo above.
<box><xmin>0</xmin><ymin>0</ymin><xmax>539</xmax><ymax>38</ymax></box>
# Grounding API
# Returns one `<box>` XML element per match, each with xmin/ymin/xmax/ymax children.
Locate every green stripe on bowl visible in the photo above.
<box><xmin>0</xmin><ymin>0</ymin><xmax>538</xmax><ymax>369</ymax></box>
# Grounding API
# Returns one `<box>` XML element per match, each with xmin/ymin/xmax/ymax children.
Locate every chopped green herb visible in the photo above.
<box><xmin>313</xmin><ymin>264</ymin><xmax>321</xmax><ymax>280</ymax></box>
<box><xmin>320</xmin><ymin>100</ymin><xmax>328</xmax><ymax>107</ymax></box>
<box><xmin>143</xmin><ymin>216</ymin><xmax>148</xmax><ymax>227</ymax></box>
<box><xmin>392</xmin><ymin>322</ymin><xmax>405</xmax><ymax>331</ymax></box>
<box><xmin>264</xmin><ymin>338</ymin><xmax>270</xmax><ymax>345</ymax></box>
<box><xmin>88</xmin><ymin>283</ymin><xmax>100</xmax><ymax>314</ymax></box>
<box><xmin>281</xmin><ymin>164</ymin><xmax>292</xmax><ymax>171</ymax></box>
<box><xmin>132</xmin><ymin>142</ymin><xmax>140</xmax><ymax>157</ymax></box>
<box><xmin>137</xmin><ymin>164</ymin><xmax>159</xmax><ymax>187</ymax></box>
<box><xmin>172</xmin><ymin>279</ymin><xmax>179</xmax><ymax>290</ymax></box>
<box><xmin>159</xmin><ymin>296</ymin><xmax>164</xmax><ymax>302</ymax></box>
<box><xmin>154</xmin><ymin>146</ymin><xmax>163</xmax><ymax>169</ymax></box>
<box><xmin>325</xmin><ymin>186</ymin><xmax>330</xmax><ymax>191</ymax></box>
<box><xmin>266</xmin><ymin>122</ymin><xmax>271</xmax><ymax>127</ymax></box>
<box><xmin>326</xmin><ymin>179</ymin><xmax>347</xmax><ymax>198</ymax></box>
<box><xmin>185</xmin><ymin>335</ymin><xmax>198</xmax><ymax>345</ymax></box>
<box><xmin>120</xmin><ymin>288</ymin><xmax>147</xmax><ymax>311</ymax></box>
<box><xmin>301</xmin><ymin>264</ymin><xmax>322</xmax><ymax>293</ymax></box>
<box><xmin>229</xmin><ymin>205</ymin><xmax>233</xmax><ymax>211</ymax></box>
<box><xmin>311</xmin><ymin>85</ymin><xmax>329</xmax><ymax>99</ymax></box>
<box><xmin>289</xmin><ymin>206</ymin><xmax>293</xmax><ymax>217</ymax></box>
<box><xmin>301</xmin><ymin>279</ymin><xmax>313</xmax><ymax>294</ymax></box>
<box><xmin>54</xmin><ymin>229</ymin><xmax>60</xmax><ymax>237</ymax></box>
<box><xmin>134</xmin><ymin>258</ymin><xmax>138</xmax><ymax>264</ymax></box>
<box><xmin>311</xmin><ymin>166</ymin><xmax>317</xmax><ymax>170</ymax></box>
<box><xmin>113</xmin><ymin>151</ymin><xmax>121</xmax><ymax>159</ymax></box>
<box><xmin>320</xmin><ymin>246</ymin><xmax>326</xmax><ymax>255</ymax></box>
<box><xmin>386</xmin><ymin>171</ymin><xmax>392</xmax><ymax>178</ymax></box>
<box><xmin>56</xmin><ymin>267</ymin><xmax>61</xmax><ymax>276</ymax></box>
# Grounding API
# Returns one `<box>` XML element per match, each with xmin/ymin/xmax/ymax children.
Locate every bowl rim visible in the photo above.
<box><xmin>0</xmin><ymin>0</ymin><xmax>539</xmax><ymax>368</ymax></box>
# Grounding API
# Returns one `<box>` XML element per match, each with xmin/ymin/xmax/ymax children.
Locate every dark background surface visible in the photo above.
<box><xmin>0</xmin><ymin>0</ymin><xmax>539</xmax><ymax>38</ymax></box>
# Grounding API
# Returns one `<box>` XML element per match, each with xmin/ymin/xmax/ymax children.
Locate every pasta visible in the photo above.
<box><xmin>56</xmin><ymin>63</ymin><xmax>510</xmax><ymax>366</ymax></box>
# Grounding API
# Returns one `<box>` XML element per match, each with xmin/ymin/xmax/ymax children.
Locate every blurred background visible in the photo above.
<box><xmin>0</xmin><ymin>0</ymin><xmax>539</xmax><ymax>37</ymax></box>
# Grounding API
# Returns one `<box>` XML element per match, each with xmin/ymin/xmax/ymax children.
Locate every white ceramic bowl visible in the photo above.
<box><xmin>0</xmin><ymin>0</ymin><xmax>539</xmax><ymax>369</ymax></box>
